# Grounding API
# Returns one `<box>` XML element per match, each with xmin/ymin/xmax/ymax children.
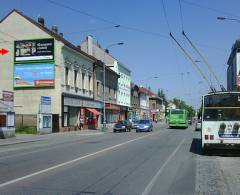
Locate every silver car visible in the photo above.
<box><xmin>136</xmin><ymin>119</ymin><xmax>153</xmax><ymax>132</ymax></box>
<box><xmin>195</xmin><ymin>119</ymin><xmax>202</xmax><ymax>131</ymax></box>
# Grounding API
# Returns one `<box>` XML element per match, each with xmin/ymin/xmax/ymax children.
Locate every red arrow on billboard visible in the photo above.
<box><xmin>0</xmin><ymin>48</ymin><xmax>9</xmax><ymax>55</ymax></box>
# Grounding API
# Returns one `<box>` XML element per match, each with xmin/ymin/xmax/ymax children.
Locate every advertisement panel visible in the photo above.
<box><xmin>14</xmin><ymin>63</ymin><xmax>54</xmax><ymax>88</ymax></box>
<box><xmin>0</xmin><ymin>90</ymin><xmax>14</xmax><ymax>111</ymax></box>
<box><xmin>15</xmin><ymin>39</ymin><xmax>54</xmax><ymax>62</ymax></box>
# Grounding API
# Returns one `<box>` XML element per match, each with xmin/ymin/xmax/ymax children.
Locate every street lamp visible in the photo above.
<box><xmin>102</xmin><ymin>42</ymin><xmax>124</xmax><ymax>131</ymax></box>
<box><xmin>217</xmin><ymin>16</ymin><xmax>240</xmax><ymax>23</ymax></box>
<box><xmin>145</xmin><ymin>76</ymin><xmax>158</xmax><ymax>88</ymax></box>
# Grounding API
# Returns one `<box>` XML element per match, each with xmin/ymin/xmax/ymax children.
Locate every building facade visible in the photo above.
<box><xmin>0</xmin><ymin>10</ymin><xmax>103</xmax><ymax>132</ymax></box>
<box><xmin>130</xmin><ymin>83</ymin><xmax>141</xmax><ymax>120</ymax></box>
<box><xmin>93</xmin><ymin>61</ymin><xmax>119</xmax><ymax>124</ymax></box>
<box><xmin>139</xmin><ymin>87</ymin><xmax>150</xmax><ymax>119</ymax></box>
<box><xmin>227</xmin><ymin>40</ymin><xmax>240</xmax><ymax>91</ymax></box>
<box><xmin>81</xmin><ymin>36</ymin><xmax>131</xmax><ymax>121</ymax></box>
<box><xmin>149</xmin><ymin>93</ymin><xmax>163</xmax><ymax>122</ymax></box>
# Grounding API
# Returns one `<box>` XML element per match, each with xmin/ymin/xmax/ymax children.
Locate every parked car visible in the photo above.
<box><xmin>195</xmin><ymin>119</ymin><xmax>202</xmax><ymax>131</ymax></box>
<box><xmin>113</xmin><ymin>120</ymin><xmax>132</xmax><ymax>132</ymax></box>
<box><xmin>131</xmin><ymin>120</ymin><xmax>139</xmax><ymax>129</ymax></box>
<box><xmin>136</xmin><ymin>119</ymin><xmax>153</xmax><ymax>132</ymax></box>
<box><xmin>188</xmin><ymin>119</ymin><xmax>192</xmax><ymax>125</ymax></box>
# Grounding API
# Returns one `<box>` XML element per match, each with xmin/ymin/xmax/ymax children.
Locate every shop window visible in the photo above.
<box><xmin>43</xmin><ymin>116</ymin><xmax>51</xmax><ymax>128</ymax></box>
<box><xmin>114</xmin><ymin>89</ymin><xmax>116</xmax><ymax>99</ymax></box>
<box><xmin>0</xmin><ymin>115</ymin><xmax>6</xmax><ymax>127</ymax></box>
<box><xmin>65</xmin><ymin>67</ymin><xmax>69</xmax><ymax>85</ymax></box>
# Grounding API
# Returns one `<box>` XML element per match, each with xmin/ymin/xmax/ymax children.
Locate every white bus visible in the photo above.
<box><xmin>202</xmin><ymin>91</ymin><xmax>240</xmax><ymax>152</ymax></box>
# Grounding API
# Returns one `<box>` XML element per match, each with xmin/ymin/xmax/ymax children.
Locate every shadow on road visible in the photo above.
<box><xmin>189</xmin><ymin>138</ymin><xmax>240</xmax><ymax>157</ymax></box>
<box><xmin>189</xmin><ymin>138</ymin><xmax>202</xmax><ymax>155</ymax></box>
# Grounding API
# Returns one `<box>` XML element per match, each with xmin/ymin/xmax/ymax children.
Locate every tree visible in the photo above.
<box><xmin>158</xmin><ymin>89</ymin><xmax>166</xmax><ymax>102</ymax></box>
<box><xmin>172</xmin><ymin>98</ymin><xmax>195</xmax><ymax>117</ymax></box>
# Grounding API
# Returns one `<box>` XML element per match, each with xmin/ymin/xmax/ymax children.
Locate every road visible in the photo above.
<box><xmin>0</xmin><ymin>123</ymin><xmax>240</xmax><ymax>195</ymax></box>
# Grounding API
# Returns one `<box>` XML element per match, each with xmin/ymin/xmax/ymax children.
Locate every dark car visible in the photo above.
<box><xmin>136</xmin><ymin>119</ymin><xmax>153</xmax><ymax>132</ymax></box>
<box><xmin>113</xmin><ymin>120</ymin><xmax>132</xmax><ymax>132</ymax></box>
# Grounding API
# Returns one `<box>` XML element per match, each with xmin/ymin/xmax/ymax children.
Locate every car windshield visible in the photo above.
<box><xmin>139</xmin><ymin>120</ymin><xmax>150</xmax><ymax>124</ymax></box>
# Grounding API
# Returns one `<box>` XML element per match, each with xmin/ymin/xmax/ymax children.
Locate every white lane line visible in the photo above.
<box><xmin>142</xmin><ymin>138</ymin><xmax>186</xmax><ymax>195</ymax></box>
<box><xmin>0</xmin><ymin>131</ymin><xmax>161</xmax><ymax>189</ymax></box>
<box><xmin>77</xmin><ymin>133</ymin><xmax>104</xmax><ymax>136</ymax></box>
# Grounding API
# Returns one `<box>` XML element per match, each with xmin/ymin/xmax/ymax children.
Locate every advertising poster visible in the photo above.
<box><xmin>14</xmin><ymin>63</ymin><xmax>55</xmax><ymax>88</ymax></box>
<box><xmin>0</xmin><ymin>90</ymin><xmax>14</xmax><ymax>111</ymax></box>
<box><xmin>15</xmin><ymin>39</ymin><xmax>54</xmax><ymax>62</ymax></box>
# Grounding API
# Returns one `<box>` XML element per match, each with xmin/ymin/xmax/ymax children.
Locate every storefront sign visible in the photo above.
<box><xmin>14</xmin><ymin>63</ymin><xmax>55</xmax><ymax>88</ymax></box>
<box><xmin>15</xmin><ymin>39</ymin><xmax>54</xmax><ymax>62</ymax></box>
<box><xmin>105</xmin><ymin>103</ymin><xmax>120</xmax><ymax>111</ymax></box>
<box><xmin>64</xmin><ymin>96</ymin><xmax>102</xmax><ymax>108</ymax></box>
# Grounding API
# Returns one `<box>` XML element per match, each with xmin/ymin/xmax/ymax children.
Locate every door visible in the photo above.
<box><xmin>52</xmin><ymin>114</ymin><xmax>59</xmax><ymax>133</ymax></box>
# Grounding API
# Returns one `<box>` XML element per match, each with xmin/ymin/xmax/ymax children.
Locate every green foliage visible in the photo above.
<box><xmin>16</xmin><ymin>125</ymin><xmax>37</xmax><ymax>134</ymax></box>
<box><xmin>172</xmin><ymin>98</ymin><xmax>195</xmax><ymax>117</ymax></box>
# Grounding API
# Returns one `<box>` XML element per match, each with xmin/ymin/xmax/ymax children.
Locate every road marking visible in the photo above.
<box><xmin>142</xmin><ymin>138</ymin><xmax>186</xmax><ymax>195</ymax></box>
<box><xmin>0</xmin><ymin>131</ymin><xmax>161</xmax><ymax>189</ymax></box>
<box><xmin>77</xmin><ymin>133</ymin><xmax>104</xmax><ymax>136</ymax></box>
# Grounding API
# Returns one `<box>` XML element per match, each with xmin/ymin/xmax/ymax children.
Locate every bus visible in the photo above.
<box><xmin>168</xmin><ymin>109</ymin><xmax>188</xmax><ymax>128</ymax></box>
<box><xmin>202</xmin><ymin>91</ymin><xmax>240</xmax><ymax>152</ymax></box>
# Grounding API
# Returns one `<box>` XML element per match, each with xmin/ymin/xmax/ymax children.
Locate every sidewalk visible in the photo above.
<box><xmin>0</xmin><ymin>129</ymin><xmax>104</xmax><ymax>147</ymax></box>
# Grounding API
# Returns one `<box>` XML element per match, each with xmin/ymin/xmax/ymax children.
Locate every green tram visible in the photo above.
<box><xmin>168</xmin><ymin>109</ymin><xmax>188</xmax><ymax>128</ymax></box>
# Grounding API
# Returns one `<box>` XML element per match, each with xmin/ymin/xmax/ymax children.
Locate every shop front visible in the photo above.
<box><xmin>105</xmin><ymin>103</ymin><xmax>120</xmax><ymax>123</ymax></box>
<box><xmin>62</xmin><ymin>95</ymin><xmax>103</xmax><ymax>131</ymax></box>
<box><xmin>120</xmin><ymin>106</ymin><xmax>128</xmax><ymax>121</ymax></box>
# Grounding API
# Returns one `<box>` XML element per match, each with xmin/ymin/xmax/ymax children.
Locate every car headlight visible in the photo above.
<box><xmin>122</xmin><ymin>126</ymin><xmax>126</xmax><ymax>128</ymax></box>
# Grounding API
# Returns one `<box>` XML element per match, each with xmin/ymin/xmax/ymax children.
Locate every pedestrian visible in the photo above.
<box><xmin>80</xmin><ymin>117</ymin><xmax>84</xmax><ymax>130</ymax></box>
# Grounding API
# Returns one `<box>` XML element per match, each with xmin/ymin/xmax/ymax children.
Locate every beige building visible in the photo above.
<box><xmin>0</xmin><ymin>10</ymin><xmax>103</xmax><ymax>132</ymax></box>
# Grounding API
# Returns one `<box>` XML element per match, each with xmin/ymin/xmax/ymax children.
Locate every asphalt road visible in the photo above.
<box><xmin>0</xmin><ymin>123</ymin><xmax>240</xmax><ymax>195</ymax></box>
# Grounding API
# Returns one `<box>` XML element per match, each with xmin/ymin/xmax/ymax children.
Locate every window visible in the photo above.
<box><xmin>74</xmin><ymin>70</ymin><xmax>77</xmax><ymax>88</ymax></box>
<box><xmin>88</xmin><ymin>75</ymin><xmax>91</xmax><ymax>91</ymax></box>
<box><xmin>97</xmin><ymin>82</ymin><xmax>100</xmax><ymax>95</ymax></box>
<box><xmin>65</xmin><ymin>67</ymin><xmax>69</xmax><ymax>85</ymax></box>
<box><xmin>109</xmin><ymin>87</ymin><xmax>111</xmax><ymax>94</ymax></box>
<box><xmin>114</xmin><ymin>89</ymin><xmax>116</xmax><ymax>98</ymax></box>
<box><xmin>82</xmin><ymin>73</ymin><xmax>85</xmax><ymax>89</ymax></box>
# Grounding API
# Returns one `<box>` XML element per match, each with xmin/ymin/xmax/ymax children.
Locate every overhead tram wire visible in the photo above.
<box><xmin>161</xmin><ymin>0</ymin><xmax>189</xmax><ymax>97</ymax></box>
<box><xmin>178</xmin><ymin>0</ymin><xmax>184</xmax><ymax>31</ymax></box>
<box><xmin>169</xmin><ymin>33</ymin><xmax>215</xmax><ymax>92</ymax></box>
<box><xmin>182</xmin><ymin>31</ymin><xmax>226</xmax><ymax>91</ymax></box>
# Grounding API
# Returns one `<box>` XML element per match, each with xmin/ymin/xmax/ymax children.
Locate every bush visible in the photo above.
<box><xmin>16</xmin><ymin>125</ymin><xmax>37</xmax><ymax>134</ymax></box>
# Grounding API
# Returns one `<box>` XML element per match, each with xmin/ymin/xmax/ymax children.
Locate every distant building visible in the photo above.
<box><xmin>139</xmin><ymin>86</ymin><xmax>150</xmax><ymax>118</ymax></box>
<box><xmin>81</xmin><ymin>36</ymin><xmax>131</xmax><ymax>120</ymax></box>
<box><xmin>93</xmin><ymin>61</ymin><xmax>119</xmax><ymax>124</ymax></box>
<box><xmin>227</xmin><ymin>40</ymin><xmax>240</xmax><ymax>91</ymax></box>
<box><xmin>130</xmin><ymin>83</ymin><xmax>140</xmax><ymax>120</ymax></box>
<box><xmin>149</xmin><ymin>92</ymin><xmax>164</xmax><ymax>122</ymax></box>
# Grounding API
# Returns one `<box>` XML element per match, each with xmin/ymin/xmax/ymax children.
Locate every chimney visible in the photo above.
<box><xmin>105</xmin><ymin>49</ymin><xmax>109</xmax><ymax>53</ymax></box>
<box><xmin>86</xmin><ymin>35</ymin><xmax>93</xmax><ymax>55</ymax></box>
<box><xmin>52</xmin><ymin>25</ymin><xmax>58</xmax><ymax>34</ymax></box>
<box><xmin>59</xmin><ymin>32</ymin><xmax>63</xmax><ymax>37</ymax></box>
<box><xmin>38</xmin><ymin>16</ymin><xmax>45</xmax><ymax>26</ymax></box>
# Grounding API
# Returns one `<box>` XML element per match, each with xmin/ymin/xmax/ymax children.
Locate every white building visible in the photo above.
<box><xmin>81</xmin><ymin>36</ymin><xmax>131</xmax><ymax>120</ymax></box>
<box><xmin>227</xmin><ymin>40</ymin><xmax>240</xmax><ymax>91</ymax></box>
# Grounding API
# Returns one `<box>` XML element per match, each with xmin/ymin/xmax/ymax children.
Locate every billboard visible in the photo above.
<box><xmin>14</xmin><ymin>63</ymin><xmax>54</xmax><ymax>88</ymax></box>
<box><xmin>15</xmin><ymin>39</ymin><xmax>54</xmax><ymax>62</ymax></box>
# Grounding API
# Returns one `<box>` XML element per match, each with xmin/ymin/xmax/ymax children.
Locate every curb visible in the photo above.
<box><xmin>0</xmin><ymin>139</ymin><xmax>43</xmax><ymax>147</ymax></box>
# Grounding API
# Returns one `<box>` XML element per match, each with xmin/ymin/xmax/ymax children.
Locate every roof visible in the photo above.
<box><xmin>1</xmin><ymin>9</ymin><xmax>98</xmax><ymax>62</ymax></box>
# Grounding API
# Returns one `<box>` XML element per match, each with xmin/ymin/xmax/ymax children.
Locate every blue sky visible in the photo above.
<box><xmin>1</xmin><ymin>0</ymin><xmax>240</xmax><ymax>109</ymax></box>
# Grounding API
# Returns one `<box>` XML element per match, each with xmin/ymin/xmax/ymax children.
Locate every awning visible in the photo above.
<box><xmin>86</xmin><ymin>108</ymin><xmax>102</xmax><ymax>116</ymax></box>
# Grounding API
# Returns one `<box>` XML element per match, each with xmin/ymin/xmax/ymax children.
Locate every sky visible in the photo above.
<box><xmin>1</xmin><ymin>0</ymin><xmax>240</xmax><ymax>109</ymax></box>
